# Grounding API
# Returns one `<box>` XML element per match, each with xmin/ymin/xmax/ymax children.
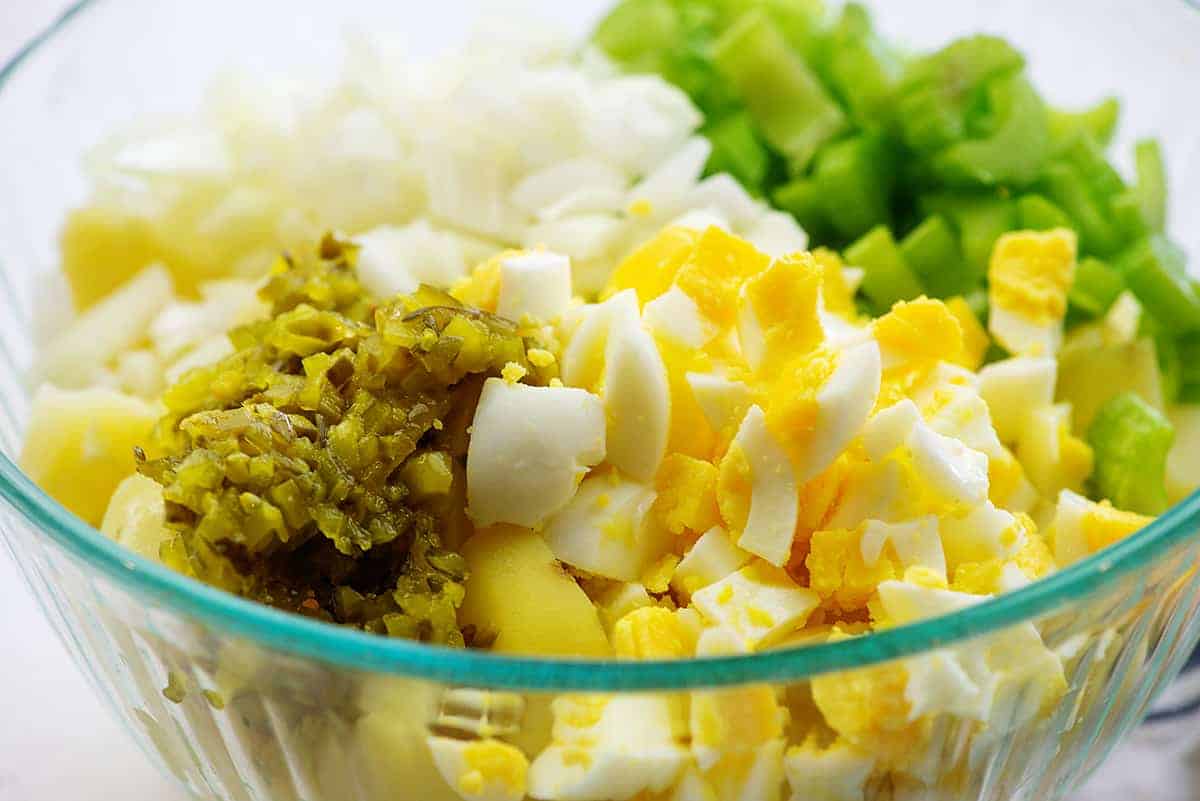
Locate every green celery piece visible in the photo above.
<box><xmin>901</xmin><ymin>35</ymin><xmax>1024</xmax><ymax>92</ymax></box>
<box><xmin>1134</xmin><ymin>139</ymin><xmax>1168</xmax><ymax>232</ymax></box>
<box><xmin>710</xmin><ymin>0</ymin><xmax>827</xmax><ymax>55</ymax></box>
<box><xmin>1068</xmin><ymin>257</ymin><xmax>1125</xmax><ymax>318</ymax></box>
<box><xmin>823</xmin><ymin>3</ymin><xmax>899</xmax><ymax>128</ymax></box>
<box><xmin>931</xmin><ymin>74</ymin><xmax>1050</xmax><ymax>187</ymax></box>
<box><xmin>918</xmin><ymin>192</ymin><xmax>1017</xmax><ymax>284</ymax></box>
<box><xmin>713</xmin><ymin>9</ymin><xmax>846</xmax><ymax>172</ymax></box>
<box><xmin>1062</xmin><ymin>134</ymin><xmax>1127</xmax><ymax>199</ymax></box>
<box><xmin>843</xmin><ymin>225</ymin><xmax>924</xmax><ymax>313</ymax></box>
<box><xmin>1049</xmin><ymin>97</ymin><xmax>1120</xmax><ymax>149</ymax></box>
<box><xmin>899</xmin><ymin>215</ymin><xmax>965</xmax><ymax>299</ymax></box>
<box><xmin>593</xmin><ymin>0</ymin><xmax>681</xmax><ymax>74</ymax></box>
<box><xmin>1017</xmin><ymin>194</ymin><xmax>1073</xmax><ymax>231</ymax></box>
<box><xmin>1179</xmin><ymin>335</ymin><xmax>1200</xmax><ymax>388</ymax></box>
<box><xmin>813</xmin><ymin>133</ymin><xmax>896</xmax><ymax>241</ymax></box>
<box><xmin>896</xmin><ymin>84</ymin><xmax>965</xmax><ymax>154</ymax></box>
<box><xmin>1039</xmin><ymin>161</ymin><xmax>1125</xmax><ymax>257</ymax></box>
<box><xmin>1140</xmin><ymin>315</ymin><xmax>1181</xmax><ymax>405</ymax></box>
<box><xmin>1087</xmin><ymin>392</ymin><xmax>1174</xmax><ymax>515</ymax></box>
<box><xmin>704</xmin><ymin>111</ymin><xmax>772</xmax><ymax>194</ymax></box>
<box><xmin>773</xmin><ymin>178</ymin><xmax>833</xmax><ymax>243</ymax></box>
<box><xmin>1109</xmin><ymin>190</ymin><xmax>1149</xmax><ymax>244</ymax></box>
<box><xmin>896</xmin><ymin>35</ymin><xmax>1024</xmax><ymax>154</ymax></box>
<box><xmin>1116</xmin><ymin>235</ymin><xmax>1200</xmax><ymax>334</ymax></box>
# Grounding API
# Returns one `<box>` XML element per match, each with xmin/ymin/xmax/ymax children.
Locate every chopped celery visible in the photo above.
<box><xmin>1017</xmin><ymin>194</ymin><xmax>1073</xmax><ymax>232</ymax></box>
<box><xmin>704</xmin><ymin>111</ymin><xmax>772</xmax><ymax>194</ymax></box>
<box><xmin>931</xmin><ymin>74</ymin><xmax>1050</xmax><ymax>187</ymax></box>
<box><xmin>1087</xmin><ymin>392</ymin><xmax>1174</xmax><ymax>515</ymax></box>
<box><xmin>1049</xmin><ymin>97</ymin><xmax>1120</xmax><ymax>149</ymax></box>
<box><xmin>1039</xmin><ymin>162</ymin><xmax>1125</xmax><ymax>257</ymax></box>
<box><xmin>1140</xmin><ymin>316</ymin><xmax>1182</xmax><ymax>405</ymax></box>
<box><xmin>1134</xmin><ymin>139</ymin><xmax>1168</xmax><ymax>232</ymax></box>
<box><xmin>1116</xmin><ymin>236</ymin><xmax>1200</xmax><ymax>334</ymax></box>
<box><xmin>1062</xmin><ymin>134</ymin><xmax>1127</xmax><ymax>199</ymax></box>
<box><xmin>593</xmin><ymin>0</ymin><xmax>682</xmax><ymax>74</ymax></box>
<box><xmin>899</xmin><ymin>215</ymin><xmax>964</xmax><ymax>298</ymax></box>
<box><xmin>896</xmin><ymin>36</ymin><xmax>1024</xmax><ymax>155</ymax></box>
<box><xmin>713</xmin><ymin>9</ymin><xmax>846</xmax><ymax>172</ymax></box>
<box><xmin>1109</xmin><ymin>190</ymin><xmax>1149</xmax><ymax>243</ymax></box>
<box><xmin>822</xmin><ymin>3</ymin><xmax>899</xmax><ymax>128</ymax></box>
<box><xmin>919</xmin><ymin>191</ymin><xmax>1016</xmax><ymax>284</ymax></box>
<box><xmin>773</xmin><ymin>178</ymin><xmax>833</xmax><ymax>243</ymax></box>
<box><xmin>1068</xmin><ymin>257</ymin><xmax>1125</xmax><ymax>318</ymax></box>
<box><xmin>812</xmin><ymin>133</ymin><xmax>895</xmax><ymax>240</ymax></box>
<box><xmin>843</xmin><ymin>225</ymin><xmax>924</xmax><ymax>313</ymax></box>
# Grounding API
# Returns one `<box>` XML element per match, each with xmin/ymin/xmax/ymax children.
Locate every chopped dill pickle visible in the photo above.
<box><xmin>138</xmin><ymin>234</ymin><xmax>552</xmax><ymax>646</ymax></box>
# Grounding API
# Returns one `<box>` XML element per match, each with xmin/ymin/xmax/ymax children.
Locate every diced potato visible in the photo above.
<box><xmin>21</xmin><ymin>385</ymin><xmax>160</xmax><ymax>525</ymax></box>
<box><xmin>1057</xmin><ymin>325</ymin><xmax>1163</xmax><ymax>433</ymax></box>
<box><xmin>100</xmin><ymin>474</ymin><xmax>169</xmax><ymax>560</ymax></box>
<box><xmin>460</xmin><ymin>526</ymin><xmax>611</xmax><ymax>658</ymax></box>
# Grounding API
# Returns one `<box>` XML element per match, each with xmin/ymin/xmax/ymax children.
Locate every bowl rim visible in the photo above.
<box><xmin>3</xmin><ymin>0</ymin><xmax>1200</xmax><ymax>693</ymax></box>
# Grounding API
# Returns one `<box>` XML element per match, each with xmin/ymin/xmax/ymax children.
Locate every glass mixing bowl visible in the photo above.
<box><xmin>2</xmin><ymin>2</ymin><xmax>1200</xmax><ymax>800</ymax></box>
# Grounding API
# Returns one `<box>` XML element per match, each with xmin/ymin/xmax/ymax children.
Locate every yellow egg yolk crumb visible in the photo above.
<box><xmin>989</xmin><ymin>228</ymin><xmax>1078</xmax><ymax>325</ymax></box>
<box><xmin>612</xmin><ymin>606</ymin><xmax>691</xmax><ymax>659</ymax></box>
<box><xmin>653</xmin><ymin>453</ymin><xmax>721</xmax><ymax>535</ymax></box>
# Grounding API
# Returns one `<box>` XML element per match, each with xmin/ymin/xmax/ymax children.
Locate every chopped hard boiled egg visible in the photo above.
<box><xmin>1049</xmin><ymin>489</ymin><xmax>1153</xmax><ymax>567</ymax></box>
<box><xmin>496</xmin><ymin>251</ymin><xmax>573</xmax><ymax>322</ymax></box>
<box><xmin>719</xmin><ymin>406</ymin><xmax>801</xmax><ymax>567</ymax></box>
<box><xmin>466</xmin><ymin>379</ymin><xmax>606</xmax><ymax>528</ymax></box>
<box><xmin>428</xmin><ymin>737</ymin><xmax>529</xmax><ymax>801</ymax></box>
<box><xmin>541</xmin><ymin>470</ymin><xmax>671</xmax><ymax>582</ymax></box>
<box><xmin>691</xmin><ymin>561</ymin><xmax>819</xmax><ymax>651</ymax></box>
<box><xmin>987</xmin><ymin>229</ymin><xmax>1077</xmax><ymax>357</ymax></box>
<box><xmin>528</xmin><ymin>695</ymin><xmax>688</xmax><ymax>801</ymax></box>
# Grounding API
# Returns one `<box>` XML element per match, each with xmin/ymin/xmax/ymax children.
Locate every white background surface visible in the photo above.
<box><xmin>0</xmin><ymin>2</ymin><xmax>1198</xmax><ymax>800</ymax></box>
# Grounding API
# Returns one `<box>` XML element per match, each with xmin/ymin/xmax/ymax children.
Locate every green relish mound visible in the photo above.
<box><xmin>135</xmin><ymin>235</ymin><xmax>555</xmax><ymax>645</ymax></box>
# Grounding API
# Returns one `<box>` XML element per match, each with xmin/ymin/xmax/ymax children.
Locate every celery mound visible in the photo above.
<box><xmin>137</xmin><ymin>235</ymin><xmax>553</xmax><ymax>645</ymax></box>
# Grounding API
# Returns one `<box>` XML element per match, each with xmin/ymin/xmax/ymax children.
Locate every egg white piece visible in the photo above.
<box><xmin>528</xmin><ymin>695</ymin><xmax>689</xmax><ymax>801</ymax></box>
<box><xmin>745</xmin><ymin>210</ymin><xmax>809</xmax><ymax>260</ymax></box>
<box><xmin>496</xmin><ymin>251</ymin><xmax>573</xmax><ymax>322</ymax></box>
<box><xmin>561</xmin><ymin>291</ymin><xmax>636</xmax><ymax>390</ymax></box>
<box><xmin>466</xmin><ymin>379</ymin><xmax>606</xmax><ymax>528</ymax></box>
<box><xmin>1047</xmin><ymin>489</ymin><xmax>1094</xmax><ymax>567</ymax></box>
<box><xmin>427</xmin><ymin>736</ymin><xmax>528</xmax><ymax>801</ymax></box>
<box><xmin>875</xmin><ymin>580</ymin><xmax>983</xmax><ymax>626</ymax></box>
<box><xmin>800</xmin><ymin>339</ymin><xmax>882</xmax><ymax>482</ymax></box>
<box><xmin>686</xmin><ymin>372</ymin><xmax>753</xmax><ymax>433</ymax></box>
<box><xmin>735</xmin><ymin>284</ymin><xmax>768</xmax><ymax>371</ymax></box>
<box><xmin>541</xmin><ymin>472</ymin><xmax>671</xmax><ymax>582</ymax></box>
<box><xmin>978</xmin><ymin>356</ymin><xmax>1057</xmax><ymax>444</ymax></box>
<box><xmin>705</xmin><ymin>740</ymin><xmax>786</xmax><ymax>801</ymax></box>
<box><xmin>643</xmin><ymin>286</ymin><xmax>719</xmax><ymax>350</ymax></box>
<box><xmin>691</xmin><ymin>562</ymin><xmax>819</xmax><ymax>651</ymax></box>
<box><xmin>859</xmin><ymin>517</ymin><xmax>947</xmax><ymax>581</ymax></box>
<box><xmin>1015</xmin><ymin>402</ymin><xmax>1076</xmax><ymax>494</ymax></box>
<box><xmin>909</xmin><ymin>423</ymin><xmax>990</xmax><ymax>508</ymax></box>
<box><xmin>988</xmin><ymin>305</ymin><xmax>1061</xmax><ymax>358</ymax></box>
<box><xmin>939</xmin><ymin>501</ymin><xmax>1023</xmax><ymax>569</ymax></box>
<box><xmin>727</xmin><ymin>406</ymin><xmax>801</xmax><ymax>566</ymax></box>
<box><xmin>603</xmin><ymin>297</ymin><xmax>671</xmax><ymax>482</ymax></box>
<box><xmin>784</xmin><ymin>741</ymin><xmax>875</xmax><ymax>801</ymax></box>
<box><xmin>671</xmin><ymin>527</ymin><xmax>753</xmax><ymax>596</ymax></box>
